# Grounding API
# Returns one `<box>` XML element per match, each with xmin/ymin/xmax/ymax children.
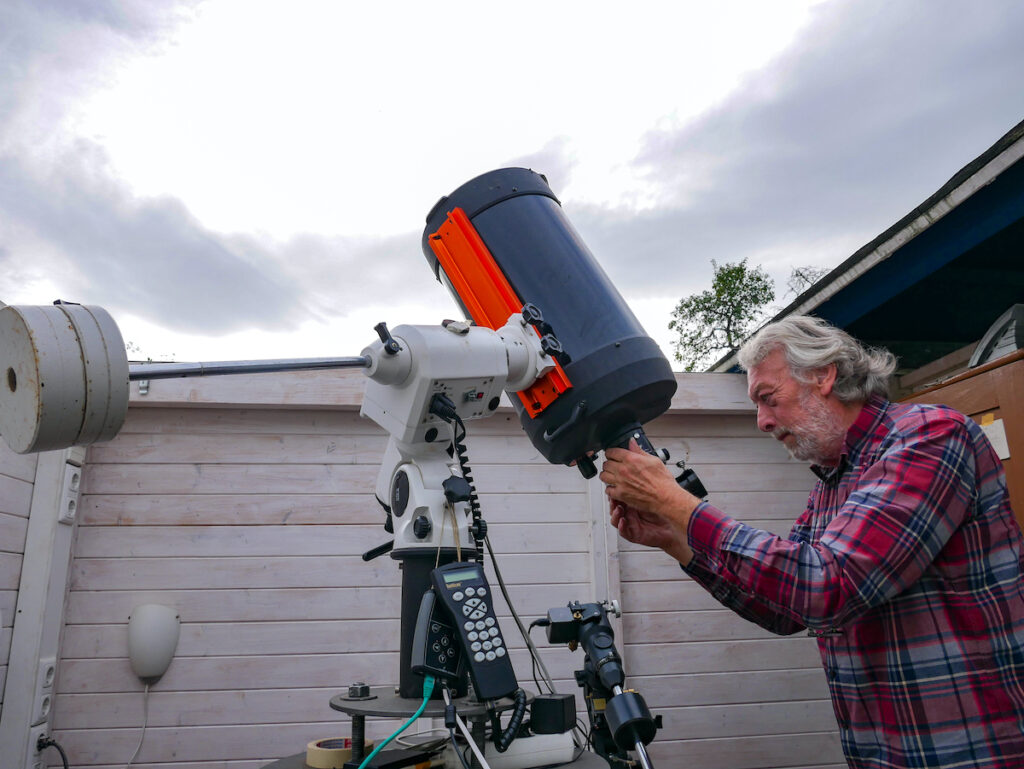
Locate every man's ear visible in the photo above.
<box><xmin>816</xmin><ymin>364</ymin><xmax>838</xmax><ymax>396</ymax></box>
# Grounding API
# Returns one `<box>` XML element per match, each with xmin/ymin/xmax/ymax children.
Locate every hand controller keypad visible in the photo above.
<box><xmin>430</xmin><ymin>562</ymin><xmax>518</xmax><ymax>700</ymax></box>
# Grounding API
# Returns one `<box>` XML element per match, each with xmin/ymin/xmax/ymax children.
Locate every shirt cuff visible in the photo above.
<box><xmin>687</xmin><ymin>501</ymin><xmax>737</xmax><ymax>564</ymax></box>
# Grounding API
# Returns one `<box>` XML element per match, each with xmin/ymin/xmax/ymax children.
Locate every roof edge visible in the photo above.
<box><xmin>709</xmin><ymin>118</ymin><xmax>1024</xmax><ymax>372</ymax></box>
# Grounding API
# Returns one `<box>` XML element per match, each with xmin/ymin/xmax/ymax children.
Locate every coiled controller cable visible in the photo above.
<box><xmin>429</xmin><ymin>393</ymin><xmax>485</xmax><ymax>564</ymax></box>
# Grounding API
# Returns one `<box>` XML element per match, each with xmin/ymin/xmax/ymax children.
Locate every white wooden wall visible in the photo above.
<box><xmin>0</xmin><ymin>439</ymin><xmax>37</xmax><ymax>720</ymax></box>
<box><xmin>0</xmin><ymin>369</ymin><xmax>843</xmax><ymax>768</ymax></box>
<box><xmin>627</xmin><ymin>416</ymin><xmax>843</xmax><ymax>769</ymax></box>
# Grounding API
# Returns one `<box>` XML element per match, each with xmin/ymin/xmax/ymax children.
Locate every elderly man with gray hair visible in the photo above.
<box><xmin>600</xmin><ymin>315</ymin><xmax>1024</xmax><ymax>769</ymax></box>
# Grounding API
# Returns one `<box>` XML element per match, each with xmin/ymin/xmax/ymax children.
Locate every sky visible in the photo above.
<box><xmin>2</xmin><ymin>0</ymin><xmax>1023</xmax><ymax>368</ymax></box>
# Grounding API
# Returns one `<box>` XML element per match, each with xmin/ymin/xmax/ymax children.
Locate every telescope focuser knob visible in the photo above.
<box><xmin>675</xmin><ymin>464</ymin><xmax>709</xmax><ymax>499</ymax></box>
<box><xmin>471</xmin><ymin>519</ymin><xmax>488</xmax><ymax>540</ymax></box>
<box><xmin>574</xmin><ymin>454</ymin><xmax>597</xmax><ymax>479</ymax></box>
<box><xmin>373</xmin><ymin>322</ymin><xmax>402</xmax><ymax>355</ymax></box>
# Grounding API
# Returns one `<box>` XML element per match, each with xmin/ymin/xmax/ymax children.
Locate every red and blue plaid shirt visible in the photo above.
<box><xmin>683</xmin><ymin>395</ymin><xmax>1024</xmax><ymax>768</ymax></box>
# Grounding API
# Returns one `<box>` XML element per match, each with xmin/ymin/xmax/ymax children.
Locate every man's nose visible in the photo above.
<box><xmin>756</xmin><ymin>406</ymin><xmax>775</xmax><ymax>433</ymax></box>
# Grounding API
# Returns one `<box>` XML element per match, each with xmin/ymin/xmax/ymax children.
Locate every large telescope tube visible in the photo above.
<box><xmin>422</xmin><ymin>168</ymin><xmax>676</xmax><ymax>476</ymax></box>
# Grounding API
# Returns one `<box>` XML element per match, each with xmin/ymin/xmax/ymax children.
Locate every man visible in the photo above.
<box><xmin>600</xmin><ymin>315</ymin><xmax>1024</xmax><ymax>769</ymax></box>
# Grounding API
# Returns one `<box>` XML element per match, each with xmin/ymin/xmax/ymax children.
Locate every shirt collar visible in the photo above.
<box><xmin>809</xmin><ymin>394</ymin><xmax>889</xmax><ymax>482</ymax></box>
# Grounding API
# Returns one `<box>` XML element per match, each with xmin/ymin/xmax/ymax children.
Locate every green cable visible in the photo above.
<box><xmin>356</xmin><ymin>676</ymin><xmax>436</xmax><ymax>769</ymax></box>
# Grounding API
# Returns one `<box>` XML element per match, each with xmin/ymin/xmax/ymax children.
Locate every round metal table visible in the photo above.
<box><xmin>329</xmin><ymin>686</ymin><xmax>530</xmax><ymax>767</ymax></box>
<box><xmin>260</xmin><ymin>687</ymin><xmax>608</xmax><ymax>769</ymax></box>
<box><xmin>260</xmin><ymin>746</ymin><xmax>608</xmax><ymax>769</ymax></box>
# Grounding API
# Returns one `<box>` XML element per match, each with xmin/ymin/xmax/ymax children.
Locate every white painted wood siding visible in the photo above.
<box><xmin>0</xmin><ymin>439</ymin><xmax>37</xmax><ymax>717</ymax></box>
<box><xmin>58</xmin><ymin>404</ymin><xmax>597</xmax><ymax>769</ymax></box>
<box><xmin>622</xmin><ymin>415</ymin><xmax>844</xmax><ymax>768</ymax></box>
<box><xmin>32</xmin><ymin>369</ymin><xmax>843</xmax><ymax>769</ymax></box>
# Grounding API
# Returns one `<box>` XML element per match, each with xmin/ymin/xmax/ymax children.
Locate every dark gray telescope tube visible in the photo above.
<box><xmin>422</xmin><ymin>168</ymin><xmax>677</xmax><ymax>476</ymax></box>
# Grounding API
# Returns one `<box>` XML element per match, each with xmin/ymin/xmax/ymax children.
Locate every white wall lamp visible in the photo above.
<box><xmin>128</xmin><ymin>604</ymin><xmax>180</xmax><ymax>684</ymax></box>
<box><xmin>125</xmin><ymin>604</ymin><xmax>180</xmax><ymax>768</ymax></box>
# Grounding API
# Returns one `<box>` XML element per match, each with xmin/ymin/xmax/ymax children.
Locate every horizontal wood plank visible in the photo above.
<box><xmin>0</xmin><ymin>589</ymin><xmax>16</xmax><ymax>627</ymax></box>
<box><xmin>124</xmin><ymin>369</ymin><xmax>753</xmax><ymax>414</ymax></box>
<box><xmin>623</xmin><ymin>609</ymin><xmax>795</xmax><ymax>643</ymax></box>
<box><xmin>0</xmin><ymin>472</ymin><xmax>34</xmax><ymax>518</ymax></box>
<box><xmin>634</xmin><ymin>669</ymin><xmax>830</xmax><ymax>707</ymax></box>
<box><xmin>0</xmin><ymin>510</ymin><xmax>29</xmax><ymax>554</ymax></box>
<box><xmin>80</xmin><ymin>463</ymin><xmax>587</xmax><ymax>495</ymax></box>
<box><xmin>645</xmin><ymin>731</ymin><xmax>844</xmax><ymax>769</ymax></box>
<box><xmin>72</xmin><ymin>522</ymin><xmax>588</xmax><ymax>558</ymax></box>
<box><xmin>54</xmin><ymin>685</ymin><xmax>576</xmax><ymax>728</ymax></box>
<box><xmin>626</xmin><ymin>636</ymin><xmax>822</xmax><ymax>676</ymax></box>
<box><xmin>0</xmin><ymin>443</ymin><xmax>37</xmax><ymax>482</ymax></box>
<box><xmin>79</xmin><ymin>491</ymin><xmax>589</xmax><ymax>526</ymax></box>
<box><xmin>49</xmin><ymin>720</ymin><xmax>403</xmax><ymax>765</ymax></box>
<box><xmin>86</xmin><ymin>430</ymin><xmax>790</xmax><ymax>468</ymax></box>
<box><xmin>56</xmin><ymin>650</ymin><xmax>579</xmax><ymax>694</ymax></box>
<box><xmin>658</xmin><ymin>699</ymin><xmax>837</xmax><ymax>739</ymax></box>
<box><xmin>127</xmin><ymin>367</ymin><xmax>367</xmax><ymax>409</ymax></box>
<box><xmin>620</xmin><ymin>579</ymin><xmax>798</xmax><ymax>614</ymax></box>
<box><xmin>0</xmin><ymin>552</ymin><xmax>23</xmax><ymax>591</ymax></box>
<box><xmin>70</xmin><ymin>553</ymin><xmax>592</xmax><ymax>590</ymax></box>
<box><xmin>65</xmin><ymin>583</ymin><xmax>589</xmax><ymax>625</ymax></box>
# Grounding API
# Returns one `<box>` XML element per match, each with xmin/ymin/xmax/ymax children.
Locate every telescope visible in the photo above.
<box><xmin>0</xmin><ymin>168</ymin><xmax>703</xmax><ymax>768</ymax></box>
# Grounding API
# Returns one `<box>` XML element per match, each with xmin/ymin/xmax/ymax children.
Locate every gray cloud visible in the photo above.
<box><xmin>504</xmin><ymin>137</ymin><xmax>578</xmax><ymax>192</ymax></box>
<box><xmin>0</xmin><ymin>143</ymin><xmax>312</xmax><ymax>333</ymax></box>
<box><xmin>563</xmin><ymin>0</ymin><xmax>1024</xmax><ymax>299</ymax></box>
<box><xmin>3</xmin><ymin>0</ymin><xmax>1023</xmax><ymax>344</ymax></box>
<box><xmin>0</xmin><ymin>1</ymin><xmax>474</xmax><ymax>337</ymax></box>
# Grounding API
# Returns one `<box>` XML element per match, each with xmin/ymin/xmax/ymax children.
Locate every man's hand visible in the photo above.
<box><xmin>609</xmin><ymin>500</ymin><xmax>693</xmax><ymax>564</ymax></box>
<box><xmin>601</xmin><ymin>439</ymin><xmax>701</xmax><ymax>565</ymax></box>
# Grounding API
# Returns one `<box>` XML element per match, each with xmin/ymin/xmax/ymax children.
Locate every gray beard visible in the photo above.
<box><xmin>776</xmin><ymin>390</ymin><xmax>846</xmax><ymax>466</ymax></box>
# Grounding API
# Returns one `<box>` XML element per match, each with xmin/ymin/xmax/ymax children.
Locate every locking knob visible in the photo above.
<box><xmin>373</xmin><ymin>322</ymin><xmax>402</xmax><ymax>355</ymax></box>
<box><xmin>412</xmin><ymin>515</ymin><xmax>432</xmax><ymax>539</ymax></box>
<box><xmin>443</xmin><ymin>476</ymin><xmax>473</xmax><ymax>504</ymax></box>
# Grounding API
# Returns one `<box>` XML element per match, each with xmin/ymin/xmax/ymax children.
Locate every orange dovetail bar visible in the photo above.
<box><xmin>427</xmin><ymin>207</ymin><xmax>571</xmax><ymax>417</ymax></box>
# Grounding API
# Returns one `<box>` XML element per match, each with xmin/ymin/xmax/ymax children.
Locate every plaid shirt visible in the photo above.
<box><xmin>683</xmin><ymin>395</ymin><xmax>1024</xmax><ymax>768</ymax></box>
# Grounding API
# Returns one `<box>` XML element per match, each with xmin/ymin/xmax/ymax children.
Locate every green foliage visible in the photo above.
<box><xmin>669</xmin><ymin>259</ymin><xmax>775</xmax><ymax>371</ymax></box>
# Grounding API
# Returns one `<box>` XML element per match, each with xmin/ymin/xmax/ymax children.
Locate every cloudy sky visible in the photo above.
<box><xmin>2</xmin><ymin>0</ymin><xmax>1023</xmax><ymax>367</ymax></box>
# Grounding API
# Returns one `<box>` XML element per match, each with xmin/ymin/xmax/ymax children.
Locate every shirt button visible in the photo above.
<box><xmin>827</xmin><ymin>667</ymin><xmax>838</xmax><ymax>681</ymax></box>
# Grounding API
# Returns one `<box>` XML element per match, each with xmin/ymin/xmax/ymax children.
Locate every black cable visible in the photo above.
<box><xmin>37</xmin><ymin>735</ymin><xmax>70</xmax><ymax>769</ymax></box>
<box><xmin>450</xmin><ymin>413</ymin><xmax>484</xmax><ymax>564</ymax></box>
<box><xmin>428</xmin><ymin>394</ymin><xmax>484</xmax><ymax>564</ymax></box>
<box><xmin>447</xmin><ymin>728</ymin><xmax>473</xmax><ymax>769</ymax></box>
<box><xmin>490</xmin><ymin>687</ymin><xmax>528</xmax><ymax>753</ymax></box>
<box><xmin>527</xmin><ymin>619</ymin><xmax>550</xmax><ymax>693</ymax></box>
<box><xmin>485</xmin><ymin>536</ymin><xmax>558</xmax><ymax>695</ymax></box>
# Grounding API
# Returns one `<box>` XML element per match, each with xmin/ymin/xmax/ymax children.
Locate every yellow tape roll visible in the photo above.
<box><xmin>305</xmin><ymin>738</ymin><xmax>375</xmax><ymax>769</ymax></box>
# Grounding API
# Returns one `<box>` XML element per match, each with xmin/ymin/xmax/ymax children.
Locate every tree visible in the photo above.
<box><xmin>669</xmin><ymin>259</ymin><xmax>775</xmax><ymax>371</ymax></box>
<box><xmin>785</xmin><ymin>265</ymin><xmax>830</xmax><ymax>298</ymax></box>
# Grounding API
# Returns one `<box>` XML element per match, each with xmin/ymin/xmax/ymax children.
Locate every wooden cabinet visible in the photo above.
<box><xmin>904</xmin><ymin>350</ymin><xmax>1024</xmax><ymax>530</ymax></box>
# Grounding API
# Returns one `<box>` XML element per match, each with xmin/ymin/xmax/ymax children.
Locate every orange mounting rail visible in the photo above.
<box><xmin>427</xmin><ymin>207</ymin><xmax>571</xmax><ymax>417</ymax></box>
